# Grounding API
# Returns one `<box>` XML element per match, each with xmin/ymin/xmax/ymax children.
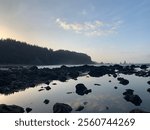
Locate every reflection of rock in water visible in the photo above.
<box><xmin>76</xmin><ymin>106</ymin><xmax>84</xmax><ymax>111</ymax></box>
<box><xmin>53</xmin><ymin>103</ymin><xmax>72</xmax><ymax>113</ymax></box>
<box><xmin>44</xmin><ymin>99</ymin><xmax>49</xmax><ymax>104</ymax></box>
<box><xmin>26</xmin><ymin>107</ymin><xmax>32</xmax><ymax>113</ymax></box>
<box><xmin>106</xmin><ymin>106</ymin><xmax>109</xmax><ymax>110</ymax></box>
<box><xmin>38</xmin><ymin>88</ymin><xmax>44</xmax><ymax>92</ymax></box>
<box><xmin>123</xmin><ymin>89</ymin><xmax>142</xmax><ymax>106</ymax></box>
<box><xmin>117</xmin><ymin>77</ymin><xmax>129</xmax><ymax>85</ymax></box>
<box><xmin>66</xmin><ymin>92</ymin><xmax>73</xmax><ymax>94</ymax></box>
<box><xmin>94</xmin><ymin>84</ymin><xmax>101</xmax><ymax>86</ymax></box>
<box><xmin>130</xmin><ymin>109</ymin><xmax>148</xmax><ymax>113</ymax></box>
<box><xmin>83</xmin><ymin>102</ymin><xmax>88</xmax><ymax>105</ymax></box>
<box><xmin>75</xmin><ymin>83</ymin><xmax>92</xmax><ymax>96</ymax></box>
<box><xmin>0</xmin><ymin>104</ymin><xmax>24</xmax><ymax>113</ymax></box>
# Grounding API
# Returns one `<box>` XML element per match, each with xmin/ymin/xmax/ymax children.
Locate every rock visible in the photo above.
<box><xmin>84</xmin><ymin>89</ymin><xmax>92</xmax><ymax>94</ymax></box>
<box><xmin>130</xmin><ymin>109</ymin><xmax>148</xmax><ymax>113</ymax></box>
<box><xmin>68</xmin><ymin>71</ymin><xmax>79</xmax><ymax>79</ymax></box>
<box><xmin>108</xmin><ymin>74</ymin><xmax>111</xmax><ymax>77</ymax></box>
<box><xmin>123</xmin><ymin>89</ymin><xmax>142</xmax><ymax>106</ymax></box>
<box><xmin>147</xmin><ymin>88</ymin><xmax>150</xmax><ymax>93</ymax></box>
<box><xmin>66</xmin><ymin>92</ymin><xmax>73</xmax><ymax>94</ymax></box>
<box><xmin>124</xmin><ymin>94</ymin><xmax>142</xmax><ymax>106</ymax></box>
<box><xmin>38</xmin><ymin>89</ymin><xmax>44</xmax><ymax>92</ymax></box>
<box><xmin>52</xmin><ymin>83</ymin><xmax>57</xmax><ymax>85</ymax></box>
<box><xmin>123</xmin><ymin>89</ymin><xmax>134</xmax><ymax>95</ymax></box>
<box><xmin>45</xmin><ymin>86</ymin><xmax>51</xmax><ymax>91</ymax></box>
<box><xmin>147</xmin><ymin>81</ymin><xmax>150</xmax><ymax>85</ymax></box>
<box><xmin>140</xmin><ymin>65</ymin><xmax>148</xmax><ymax>69</ymax></box>
<box><xmin>94</xmin><ymin>84</ymin><xmax>101</xmax><ymax>86</ymax></box>
<box><xmin>109</xmin><ymin>80</ymin><xmax>111</xmax><ymax>82</ymax></box>
<box><xmin>83</xmin><ymin>102</ymin><xmax>88</xmax><ymax>105</ymax></box>
<box><xmin>30</xmin><ymin>83</ymin><xmax>35</xmax><ymax>87</ymax></box>
<box><xmin>26</xmin><ymin>107</ymin><xmax>32</xmax><ymax>113</ymax></box>
<box><xmin>113</xmin><ymin>73</ymin><xmax>117</xmax><ymax>78</ymax></box>
<box><xmin>44</xmin><ymin>99</ymin><xmax>49</xmax><ymax>104</ymax></box>
<box><xmin>29</xmin><ymin>66</ymin><xmax>38</xmax><ymax>71</ymax></box>
<box><xmin>88</xmin><ymin>66</ymin><xmax>109</xmax><ymax>77</ymax></box>
<box><xmin>53</xmin><ymin>103</ymin><xmax>72</xmax><ymax>113</ymax></box>
<box><xmin>114</xmin><ymin>86</ymin><xmax>118</xmax><ymax>89</ymax></box>
<box><xmin>106</xmin><ymin>106</ymin><xmax>109</xmax><ymax>110</ymax></box>
<box><xmin>58</xmin><ymin>76</ymin><xmax>67</xmax><ymax>82</ymax></box>
<box><xmin>75</xmin><ymin>83</ymin><xmax>92</xmax><ymax>96</ymax></box>
<box><xmin>0</xmin><ymin>104</ymin><xmax>24</xmax><ymax>113</ymax></box>
<box><xmin>45</xmin><ymin>81</ymin><xmax>50</xmax><ymax>85</ymax></box>
<box><xmin>117</xmin><ymin>77</ymin><xmax>129</xmax><ymax>85</ymax></box>
<box><xmin>76</xmin><ymin>106</ymin><xmax>84</xmax><ymax>111</ymax></box>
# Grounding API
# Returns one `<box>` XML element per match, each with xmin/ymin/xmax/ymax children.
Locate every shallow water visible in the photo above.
<box><xmin>0</xmin><ymin>71</ymin><xmax>150</xmax><ymax>113</ymax></box>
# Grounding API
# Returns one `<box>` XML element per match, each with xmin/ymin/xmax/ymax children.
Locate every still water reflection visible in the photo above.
<box><xmin>0</xmin><ymin>73</ymin><xmax>150</xmax><ymax>113</ymax></box>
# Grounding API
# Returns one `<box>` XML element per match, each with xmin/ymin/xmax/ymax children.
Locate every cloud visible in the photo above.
<box><xmin>56</xmin><ymin>18</ymin><xmax>122</xmax><ymax>37</ymax></box>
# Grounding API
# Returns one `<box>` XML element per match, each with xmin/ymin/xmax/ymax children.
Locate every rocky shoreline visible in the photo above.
<box><xmin>0</xmin><ymin>64</ymin><xmax>150</xmax><ymax>113</ymax></box>
<box><xmin>0</xmin><ymin>64</ymin><xmax>150</xmax><ymax>95</ymax></box>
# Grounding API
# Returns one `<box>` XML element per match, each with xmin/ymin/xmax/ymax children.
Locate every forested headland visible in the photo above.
<box><xmin>0</xmin><ymin>39</ymin><xmax>93</xmax><ymax>65</ymax></box>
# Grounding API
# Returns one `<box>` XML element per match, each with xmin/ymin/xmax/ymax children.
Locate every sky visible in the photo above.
<box><xmin>0</xmin><ymin>0</ymin><xmax>150</xmax><ymax>63</ymax></box>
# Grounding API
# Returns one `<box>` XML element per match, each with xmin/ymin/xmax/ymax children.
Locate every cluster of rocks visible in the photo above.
<box><xmin>117</xmin><ymin>77</ymin><xmax>129</xmax><ymax>85</ymax></box>
<box><xmin>123</xmin><ymin>89</ymin><xmax>142</xmax><ymax>106</ymax></box>
<box><xmin>0</xmin><ymin>64</ymin><xmax>150</xmax><ymax>95</ymax></box>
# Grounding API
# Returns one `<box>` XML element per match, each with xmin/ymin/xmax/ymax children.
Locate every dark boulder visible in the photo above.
<box><xmin>147</xmin><ymin>81</ymin><xmax>150</xmax><ymax>85</ymax></box>
<box><xmin>123</xmin><ymin>89</ymin><xmax>134</xmax><ymax>95</ymax></box>
<box><xmin>114</xmin><ymin>86</ymin><xmax>118</xmax><ymax>89</ymax></box>
<box><xmin>53</xmin><ymin>103</ymin><xmax>72</xmax><ymax>113</ymax></box>
<box><xmin>0</xmin><ymin>104</ymin><xmax>24</xmax><ymax>113</ymax></box>
<box><xmin>45</xmin><ymin>81</ymin><xmax>50</xmax><ymax>85</ymax></box>
<box><xmin>123</xmin><ymin>89</ymin><xmax>142</xmax><ymax>106</ymax></box>
<box><xmin>117</xmin><ymin>77</ymin><xmax>129</xmax><ymax>85</ymax></box>
<box><xmin>88</xmin><ymin>67</ymin><xmax>109</xmax><ymax>77</ymax></box>
<box><xmin>140</xmin><ymin>65</ymin><xmax>148</xmax><ymax>69</ymax></box>
<box><xmin>26</xmin><ymin>107</ymin><xmax>32</xmax><ymax>113</ymax></box>
<box><xmin>75</xmin><ymin>83</ymin><xmax>92</xmax><ymax>96</ymax></box>
<box><xmin>45</xmin><ymin>86</ymin><xmax>51</xmax><ymax>91</ymax></box>
<box><xmin>29</xmin><ymin>66</ymin><xmax>38</xmax><ymax>71</ymax></box>
<box><xmin>58</xmin><ymin>76</ymin><xmax>67</xmax><ymax>82</ymax></box>
<box><xmin>147</xmin><ymin>88</ymin><xmax>150</xmax><ymax>93</ymax></box>
<box><xmin>68</xmin><ymin>71</ymin><xmax>79</xmax><ymax>79</ymax></box>
<box><xmin>113</xmin><ymin>73</ymin><xmax>117</xmax><ymax>78</ymax></box>
<box><xmin>44</xmin><ymin>99</ymin><xmax>49</xmax><ymax>104</ymax></box>
<box><xmin>124</xmin><ymin>94</ymin><xmax>142</xmax><ymax>106</ymax></box>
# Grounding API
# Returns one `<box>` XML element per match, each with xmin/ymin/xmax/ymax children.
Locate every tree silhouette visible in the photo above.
<box><xmin>0</xmin><ymin>38</ymin><xmax>93</xmax><ymax>65</ymax></box>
